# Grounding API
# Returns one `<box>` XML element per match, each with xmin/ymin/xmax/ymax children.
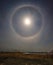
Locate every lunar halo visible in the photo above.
<box><xmin>10</xmin><ymin>4</ymin><xmax>44</xmax><ymax>40</ymax></box>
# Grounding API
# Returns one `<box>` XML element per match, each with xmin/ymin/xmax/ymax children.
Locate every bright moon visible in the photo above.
<box><xmin>23</xmin><ymin>17</ymin><xmax>31</xmax><ymax>26</ymax></box>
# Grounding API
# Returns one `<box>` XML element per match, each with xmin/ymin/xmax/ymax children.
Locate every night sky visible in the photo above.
<box><xmin>0</xmin><ymin>0</ymin><xmax>53</xmax><ymax>52</ymax></box>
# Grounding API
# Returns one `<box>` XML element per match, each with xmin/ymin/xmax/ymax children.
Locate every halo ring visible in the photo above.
<box><xmin>10</xmin><ymin>4</ymin><xmax>44</xmax><ymax>40</ymax></box>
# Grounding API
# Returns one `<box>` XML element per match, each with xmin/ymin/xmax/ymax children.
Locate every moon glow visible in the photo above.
<box><xmin>10</xmin><ymin>5</ymin><xmax>44</xmax><ymax>39</ymax></box>
<box><xmin>23</xmin><ymin>17</ymin><xmax>31</xmax><ymax>26</ymax></box>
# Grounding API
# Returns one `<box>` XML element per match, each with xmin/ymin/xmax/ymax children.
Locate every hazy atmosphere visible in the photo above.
<box><xmin>0</xmin><ymin>0</ymin><xmax>53</xmax><ymax>52</ymax></box>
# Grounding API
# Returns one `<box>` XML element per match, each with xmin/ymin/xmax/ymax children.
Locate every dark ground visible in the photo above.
<box><xmin>0</xmin><ymin>57</ymin><xmax>53</xmax><ymax>65</ymax></box>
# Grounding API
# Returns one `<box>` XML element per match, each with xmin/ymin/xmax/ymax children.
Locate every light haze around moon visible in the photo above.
<box><xmin>11</xmin><ymin>5</ymin><xmax>43</xmax><ymax>38</ymax></box>
<box><xmin>0</xmin><ymin>0</ymin><xmax>53</xmax><ymax>52</ymax></box>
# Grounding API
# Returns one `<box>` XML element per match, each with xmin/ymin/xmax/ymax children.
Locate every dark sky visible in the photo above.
<box><xmin>0</xmin><ymin>0</ymin><xmax>53</xmax><ymax>52</ymax></box>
